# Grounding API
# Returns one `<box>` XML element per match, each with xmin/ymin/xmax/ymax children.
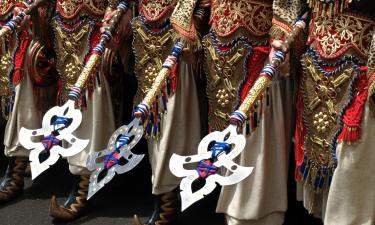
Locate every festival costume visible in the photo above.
<box><xmin>47</xmin><ymin>0</ymin><xmax>120</xmax><ymax>220</ymax></box>
<box><xmin>0</xmin><ymin>0</ymin><xmax>56</xmax><ymax>202</ymax></box>
<box><xmin>131</xmin><ymin>1</ymin><xmax>202</xmax><ymax>224</ymax></box>
<box><xmin>273</xmin><ymin>0</ymin><xmax>375</xmax><ymax>223</ymax></box>
<box><xmin>199</xmin><ymin>1</ymin><xmax>292</xmax><ymax>224</ymax></box>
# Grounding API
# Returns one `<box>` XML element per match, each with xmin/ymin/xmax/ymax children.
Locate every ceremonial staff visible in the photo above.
<box><xmin>169</xmin><ymin>12</ymin><xmax>309</xmax><ymax>211</ymax></box>
<box><xmin>86</xmin><ymin>41</ymin><xmax>185</xmax><ymax>199</ymax></box>
<box><xmin>0</xmin><ymin>0</ymin><xmax>47</xmax><ymax>39</ymax></box>
<box><xmin>19</xmin><ymin>2</ymin><xmax>129</xmax><ymax>179</ymax></box>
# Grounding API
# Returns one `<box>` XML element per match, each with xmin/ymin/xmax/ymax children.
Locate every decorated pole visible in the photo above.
<box><xmin>169</xmin><ymin>12</ymin><xmax>309</xmax><ymax>211</ymax></box>
<box><xmin>230</xmin><ymin>14</ymin><xmax>308</xmax><ymax>127</ymax></box>
<box><xmin>69</xmin><ymin>1</ymin><xmax>129</xmax><ymax>99</ymax></box>
<box><xmin>0</xmin><ymin>0</ymin><xmax>47</xmax><ymax>38</ymax></box>
<box><xmin>18</xmin><ymin>2</ymin><xmax>130</xmax><ymax>180</ymax></box>
<box><xmin>86</xmin><ymin>41</ymin><xmax>185</xmax><ymax>199</ymax></box>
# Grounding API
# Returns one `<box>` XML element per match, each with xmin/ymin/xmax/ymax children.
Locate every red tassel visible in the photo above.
<box><xmin>169</xmin><ymin>62</ymin><xmax>178</xmax><ymax>94</ymax></box>
<box><xmin>13</xmin><ymin>30</ymin><xmax>31</xmax><ymax>85</ymax></box>
<box><xmin>295</xmin><ymin>90</ymin><xmax>305</xmax><ymax>181</ymax></box>
<box><xmin>240</xmin><ymin>46</ymin><xmax>270</xmax><ymax>102</ymax></box>
<box><xmin>338</xmin><ymin>67</ymin><xmax>368</xmax><ymax>143</ymax></box>
<box><xmin>338</xmin><ymin>125</ymin><xmax>361</xmax><ymax>144</ymax></box>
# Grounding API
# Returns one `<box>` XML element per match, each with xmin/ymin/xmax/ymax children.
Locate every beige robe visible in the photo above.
<box><xmin>217</xmin><ymin>75</ymin><xmax>290</xmax><ymax>225</ymax></box>
<box><xmin>4</xmin><ymin>70</ymin><xmax>43</xmax><ymax>158</ymax></box>
<box><xmin>5</xmin><ymin>69</ymin><xmax>115</xmax><ymax>177</ymax></box>
<box><xmin>324</xmin><ymin>102</ymin><xmax>375</xmax><ymax>225</ymax></box>
<box><xmin>67</xmin><ymin>75</ymin><xmax>115</xmax><ymax>175</ymax></box>
<box><xmin>147</xmin><ymin>61</ymin><xmax>201</xmax><ymax>195</ymax></box>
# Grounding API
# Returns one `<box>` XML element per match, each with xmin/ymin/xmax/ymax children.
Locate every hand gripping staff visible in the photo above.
<box><xmin>0</xmin><ymin>0</ymin><xmax>47</xmax><ymax>40</ymax></box>
<box><xmin>169</xmin><ymin>13</ymin><xmax>309</xmax><ymax>211</ymax></box>
<box><xmin>18</xmin><ymin>2</ymin><xmax>130</xmax><ymax>180</ymax></box>
<box><xmin>86</xmin><ymin>41</ymin><xmax>185</xmax><ymax>199</ymax></box>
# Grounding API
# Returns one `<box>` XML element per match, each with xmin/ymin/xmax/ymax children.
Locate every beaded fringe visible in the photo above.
<box><xmin>299</xmin><ymin>155</ymin><xmax>335</xmax><ymax>193</ymax></box>
<box><xmin>307</xmin><ymin>0</ymin><xmax>352</xmax><ymax>17</ymax></box>
<box><xmin>143</xmin><ymin>75</ymin><xmax>177</xmax><ymax>140</ymax></box>
<box><xmin>244</xmin><ymin>88</ymin><xmax>270</xmax><ymax>135</ymax></box>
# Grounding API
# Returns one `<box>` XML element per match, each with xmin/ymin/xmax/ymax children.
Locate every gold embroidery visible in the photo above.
<box><xmin>53</xmin><ymin>19</ymin><xmax>91</xmax><ymax>100</ymax></box>
<box><xmin>307</xmin><ymin>0</ymin><xmax>352</xmax><ymax>17</ymax></box>
<box><xmin>238</xmin><ymin>76</ymin><xmax>271</xmax><ymax>115</ymax></box>
<box><xmin>210</xmin><ymin>0</ymin><xmax>272</xmax><ymax>38</ymax></box>
<box><xmin>204</xmin><ymin>35</ymin><xmax>250</xmax><ymax>131</ymax></box>
<box><xmin>0</xmin><ymin>0</ymin><xmax>17</xmax><ymax>16</ymax></box>
<box><xmin>301</xmin><ymin>54</ymin><xmax>356</xmax><ymax>178</ymax></box>
<box><xmin>132</xmin><ymin>17</ymin><xmax>173</xmax><ymax>105</ymax></box>
<box><xmin>0</xmin><ymin>50</ymin><xmax>12</xmax><ymax>97</ymax></box>
<box><xmin>309</xmin><ymin>12</ymin><xmax>375</xmax><ymax>59</ymax></box>
<box><xmin>140</xmin><ymin>0</ymin><xmax>177</xmax><ymax>22</ymax></box>
<box><xmin>57</xmin><ymin>0</ymin><xmax>107</xmax><ymax>18</ymax></box>
<box><xmin>170</xmin><ymin>0</ymin><xmax>198</xmax><ymax>41</ymax></box>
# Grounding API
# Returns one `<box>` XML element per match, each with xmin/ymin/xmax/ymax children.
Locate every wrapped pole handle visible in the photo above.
<box><xmin>133</xmin><ymin>41</ymin><xmax>185</xmax><ymax>121</ymax></box>
<box><xmin>68</xmin><ymin>2</ymin><xmax>129</xmax><ymax>101</ymax></box>
<box><xmin>0</xmin><ymin>0</ymin><xmax>47</xmax><ymax>38</ymax></box>
<box><xmin>230</xmin><ymin>12</ymin><xmax>309</xmax><ymax>126</ymax></box>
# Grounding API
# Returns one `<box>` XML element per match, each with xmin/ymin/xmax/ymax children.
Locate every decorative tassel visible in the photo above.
<box><xmin>338</xmin><ymin>125</ymin><xmax>361</xmax><ymax>144</ymax></box>
<box><xmin>246</xmin><ymin>118</ymin><xmax>250</xmax><ymax>134</ymax></box>
<box><xmin>307</xmin><ymin>0</ymin><xmax>351</xmax><ymax>17</ymax></box>
<box><xmin>298</xmin><ymin>156</ymin><xmax>335</xmax><ymax>193</ymax></box>
<box><xmin>338</xmin><ymin>68</ymin><xmax>367</xmax><ymax>143</ymax></box>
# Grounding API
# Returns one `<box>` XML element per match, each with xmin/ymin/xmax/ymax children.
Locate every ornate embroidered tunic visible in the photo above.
<box><xmin>211</xmin><ymin>1</ymin><xmax>292</xmax><ymax>224</ymax></box>
<box><xmin>132</xmin><ymin>0</ymin><xmax>178</xmax><ymax>138</ymax></box>
<box><xmin>140</xmin><ymin>0</ymin><xmax>176</xmax><ymax>22</ymax></box>
<box><xmin>204</xmin><ymin>0</ymin><xmax>273</xmax><ymax>131</ymax></box>
<box><xmin>273</xmin><ymin>0</ymin><xmax>375</xmax><ymax>214</ymax></box>
<box><xmin>52</xmin><ymin>0</ymin><xmax>115</xmax><ymax>104</ymax></box>
<box><xmin>0</xmin><ymin>0</ymin><xmax>30</xmax><ymax>117</ymax></box>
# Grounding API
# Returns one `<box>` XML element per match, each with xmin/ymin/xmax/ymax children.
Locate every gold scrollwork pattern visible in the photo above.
<box><xmin>52</xmin><ymin>18</ymin><xmax>91</xmax><ymax>100</ymax></box>
<box><xmin>210</xmin><ymin>0</ymin><xmax>272</xmax><ymax>38</ymax></box>
<box><xmin>0</xmin><ymin>51</ymin><xmax>12</xmax><ymax>97</ymax></box>
<box><xmin>309</xmin><ymin>12</ymin><xmax>375</xmax><ymax>59</ymax></box>
<box><xmin>301</xmin><ymin>53</ymin><xmax>359</xmax><ymax>189</ymax></box>
<box><xmin>0</xmin><ymin>0</ymin><xmax>18</xmax><ymax>17</ymax></box>
<box><xmin>56</xmin><ymin>0</ymin><xmax>107</xmax><ymax>18</ymax></box>
<box><xmin>203</xmin><ymin>34</ymin><xmax>250</xmax><ymax>131</ymax></box>
<box><xmin>132</xmin><ymin>17</ymin><xmax>174</xmax><ymax>105</ymax></box>
<box><xmin>140</xmin><ymin>0</ymin><xmax>177</xmax><ymax>22</ymax></box>
<box><xmin>170</xmin><ymin>0</ymin><xmax>198</xmax><ymax>41</ymax></box>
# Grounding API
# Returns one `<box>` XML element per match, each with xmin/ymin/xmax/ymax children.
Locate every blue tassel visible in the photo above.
<box><xmin>157</xmin><ymin>114</ymin><xmax>161</xmax><ymax>135</ymax></box>
<box><xmin>166</xmin><ymin>77</ymin><xmax>171</xmax><ymax>96</ymax></box>
<box><xmin>253</xmin><ymin>112</ymin><xmax>258</xmax><ymax>128</ymax></box>
<box><xmin>162</xmin><ymin>93</ymin><xmax>167</xmax><ymax>112</ymax></box>
<box><xmin>147</xmin><ymin>121</ymin><xmax>152</xmax><ymax>136</ymax></box>
<box><xmin>153</xmin><ymin>123</ymin><xmax>157</xmax><ymax>137</ymax></box>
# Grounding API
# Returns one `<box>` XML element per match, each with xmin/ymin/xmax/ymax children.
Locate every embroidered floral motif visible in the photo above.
<box><xmin>52</xmin><ymin>17</ymin><xmax>94</xmax><ymax>102</ymax></box>
<box><xmin>299</xmin><ymin>49</ymin><xmax>362</xmax><ymax>192</ymax></box>
<box><xmin>210</xmin><ymin>0</ymin><xmax>272</xmax><ymax>37</ymax></box>
<box><xmin>170</xmin><ymin>0</ymin><xmax>197</xmax><ymax>41</ymax></box>
<box><xmin>56</xmin><ymin>0</ymin><xmax>107</xmax><ymax>18</ymax></box>
<box><xmin>140</xmin><ymin>0</ymin><xmax>177</xmax><ymax>22</ymax></box>
<box><xmin>132</xmin><ymin>17</ymin><xmax>175</xmax><ymax>139</ymax></box>
<box><xmin>203</xmin><ymin>32</ymin><xmax>252</xmax><ymax>131</ymax></box>
<box><xmin>308</xmin><ymin>12</ymin><xmax>375</xmax><ymax>59</ymax></box>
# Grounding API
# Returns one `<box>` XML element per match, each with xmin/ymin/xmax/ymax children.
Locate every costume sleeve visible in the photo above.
<box><xmin>271</xmin><ymin>0</ymin><xmax>307</xmax><ymax>39</ymax></box>
<box><xmin>170</xmin><ymin>0</ymin><xmax>207</xmax><ymax>49</ymax></box>
<box><xmin>170</xmin><ymin>0</ymin><xmax>198</xmax><ymax>42</ymax></box>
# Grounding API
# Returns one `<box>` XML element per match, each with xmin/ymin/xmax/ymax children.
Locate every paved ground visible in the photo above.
<box><xmin>0</xmin><ymin>148</ymin><xmax>323</xmax><ymax>225</ymax></box>
<box><xmin>0</xmin><ymin>155</ymin><xmax>224</xmax><ymax>225</ymax></box>
<box><xmin>0</xmin><ymin>75</ymin><xmax>324</xmax><ymax>225</ymax></box>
